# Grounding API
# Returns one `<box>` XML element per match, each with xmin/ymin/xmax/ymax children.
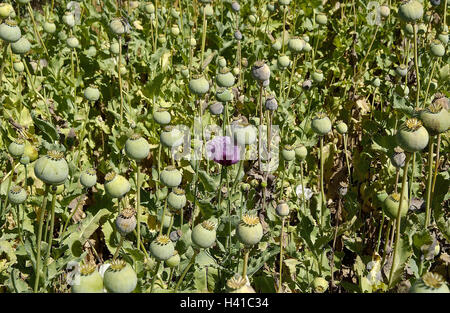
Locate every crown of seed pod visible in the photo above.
<box><xmin>189</xmin><ymin>74</ymin><xmax>210</xmax><ymax>95</ymax></box>
<box><xmin>149</xmin><ymin>235</ymin><xmax>175</xmax><ymax>261</ymax></box>
<box><xmin>390</xmin><ymin>147</ymin><xmax>406</xmax><ymax>168</ymax></box>
<box><xmin>125</xmin><ymin>134</ymin><xmax>150</xmax><ymax>161</ymax></box>
<box><xmin>396</xmin><ymin>118</ymin><xmax>429</xmax><ymax>152</ymax></box>
<box><xmin>409</xmin><ymin>272</ymin><xmax>450</xmax><ymax>293</ymax></box>
<box><xmin>336</xmin><ymin>121</ymin><xmax>348</xmax><ymax>134</ymax></box>
<box><xmin>227</xmin><ymin>274</ymin><xmax>256</xmax><ymax>293</ymax></box>
<box><xmin>398</xmin><ymin>0</ymin><xmax>423</xmax><ymax>23</ymax></box>
<box><xmin>236</xmin><ymin>214</ymin><xmax>264</xmax><ymax>246</ymax></box>
<box><xmin>251</xmin><ymin>61</ymin><xmax>270</xmax><ymax>82</ymax></box>
<box><xmin>8</xmin><ymin>138</ymin><xmax>24</xmax><ymax>158</ymax></box>
<box><xmin>160</xmin><ymin>166</ymin><xmax>182</xmax><ymax>187</ymax></box>
<box><xmin>104</xmin><ymin>171</ymin><xmax>131</xmax><ymax>198</ymax></box>
<box><xmin>11</xmin><ymin>36</ymin><xmax>30</xmax><ymax>55</ymax></box>
<box><xmin>384</xmin><ymin>192</ymin><xmax>409</xmax><ymax>220</ymax></box>
<box><xmin>8</xmin><ymin>185</ymin><xmax>27</xmax><ymax>205</ymax></box>
<box><xmin>209</xmin><ymin>102</ymin><xmax>224</xmax><ymax>115</ymax></box>
<box><xmin>165</xmin><ymin>250</ymin><xmax>181</xmax><ymax>268</ymax></box>
<box><xmin>115</xmin><ymin>208</ymin><xmax>137</xmax><ymax>235</ymax></box>
<box><xmin>216</xmin><ymin>67</ymin><xmax>235</xmax><ymax>88</ymax></box>
<box><xmin>419</xmin><ymin>102</ymin><xmax>450</xmax><ymax>136</ymax></box>
<box><xmin>80</xmin><ymin>168</ymin><xmax>97</xmax><ymax>188</ymax></box>
<box><xmin>311</xmin><ymin>112</ymin><xmax>332</xmax><ymax>136</ymax></box>
<box><xmin>276</xmin><ymin>201</ymin><xmax>290</xmax><ymax>217</ymax></box>
<box><xmin>192</xmin><ymin>220</ymin><xmax>217</xmax><ymax>249</ymax></box>
<box><xmin>103</xmin><ymin>259</ymin><xmax>137</xmax><ymax>293</ymax></box>
<box><xmin>167</xmin><ymin>188</ymin><xmax>187</xmax><ymax>210</ymax></box>
<box><xmin>0</xmin><ymin>19</ymin><xmax>21</xmax><ymax>43</ymax></box>
<box><xmin>71</xmin><ymin>262</ymin><xmax>104</xmax><ymax>293</ymax></box>
<box><xmin>281</xmin><ymin>145</ymin><xmax>295</xmax><ymax>161</ymax></box>
<box><xmin>160</xmin><ymin>126</ymin><xmax>183</xmax><ymax>148</ymax></box>
<box><xmin>34</xmin><ymin>150</ymin><xmax>69</xmax><ymax>186</ymax></box>
<box><xmin>62</xmin><ymin>11</ymin><xmax>75</xmax><ymax>27</ymax></box>
<box><xmin>216</xmin><ymin>88</ymin><xmax>234</xmax><ymax>103</ymax></box>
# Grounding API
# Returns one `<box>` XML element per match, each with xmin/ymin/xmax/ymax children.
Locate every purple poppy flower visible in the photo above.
<box><xmin>206</xmin><ymin>136</ymin><xmax>240</xmax><ymax>166</ymax></box>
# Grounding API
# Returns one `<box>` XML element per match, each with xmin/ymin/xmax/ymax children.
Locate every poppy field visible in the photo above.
<box><xmin>0</xmin><ymin>0</ymin><xmax>449</xmax><ymax>293</ymax></box>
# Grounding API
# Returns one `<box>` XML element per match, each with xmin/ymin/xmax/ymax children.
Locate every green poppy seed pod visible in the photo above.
<box><xmin>62</xmin><ymin>11</ymin><xmax>75</xmax><ymax>27</ymax></box>
<box><xmin>171</xmin><ymin>24</ymin><xmax>180</xmax><ymax>36</ymax></box>
<box><xmin>20</xmin><ymin>155</ymin><xmax>30</xmax><ymax>165</ymax></box>
<box><xmin>311</xmin><ymin>113</ymin><xmax>332</xmax><ymax>136</ymax></box>
<box><xmin>390</xmin><ymin>147</ymin><xmax>406</xmax><ymax>168</ymax></box>
<box><xmin>315</xmin><ymin>13</ymin><xmax>328</xmax><ymax>25</ymax></box>
<box><xmin>311</xmin><ymin>69</ymin><xmax>324</xmax><ymax>83</ymax></box>
<box><xmin>252</xmin><ymin>61</ymin><xmax>270</xmax><ymax>82</ymax></box>
<box><xmin>216</xmin><ymin>88</ymin><xmax>233</xmax><ymax>103</ymax></box>
<box><xmin>384</xmin><ymin>193</ymin><xmax>408</xmax><ymax>220</ymax></box>
<box><xmin>232</xmin><ymin>66</ymin><xmax>239</xmax><ymax>75</ymax></box>
<box><xmin>403</xmin><ymin>23</ymin><xmax>415</xmax><ymax>36</ymax></box>
<box><xmin>110</xmin><ymin>17</ymin><xmax>126</xmax><ymax>35</ymax></box>
<box><xmin>372</xmin><ymin>77</ymin><xmax>381</xmax><ymax>88</ymax></box>
<box><xmin>438</xmin><ymin>64</ymin><xmax>449</xmax><ymax>81</ymax></box>
<box><xmin>419</xmin><ymin>103</ymin><xmax>450</xmax><ymax>135</ymax></box>
<box><xmin>144</xmin><ymin>2</ymin><xmax>155</xmax><ymax>14</ymax></box>
<box><xmin>336</xmin><ymin>121</ymin><xmax>348</xmax><ymax>134</ymax></box>
<box><xmin>167</xmin><ymin>188</ymin><xmax>187</xmax><ymax>210</ymax></box>
<box><xmin>43</xmin><ymin>21</ymin><xmax>57</xmax><ymax>34</ymax></box>
<box><xmin>104</xmin><ymin>172</ymin><xmax>131</xmax><ymax>198</ymax></box>
<box><xmin>149</xmin><ymin>235</ymin><xmax>175</xmax><ymax>261</ymax></box>
<box><xmin>8</xmin><ymin>139</ymin><xmax>25</xmax><ymax>158</ymax></box>
<box><xmin>276</xmin><ymin>201</ymin><xmax>290</xmax><ymax>217</ymax></box>
<box><xmin>272</xmin><ymin>40</ymin><xmax>282</xmax><ymax>51</ymax></box>
<box><xmin>248</xmin><ymin>14</ymin><xmax>257</xmax><ymax>24</ymax></box>
<box><xmin>209</xmin><ymin>102</ymin><xmax>224</xmax><ymax>115</ymax></box>
<box><xmin>396</xmin><ymin>64</ymin><xmax>408</xmax><ymax>77</ymax></box>
<box><xmin>84</xmin><ymin>86</ymin><xmax>100</xmax><ymax>101</ymax></box>
<box><xmin>438</xmin><ymin>32</ymin><xmax>448</xmax><ymax>45</ymax></box>
<box><xmin>160</xmin><ymin>166</ymin><xmax>182</xmax><ymax>187</ymax></box>
<box><xmin>277</xmin><ymin>54</ymin><xmax>291</xmax><ymax>70</ymax></box>
<box><xmin>227</xmin><ymin>275</ymin><xmax>256</xmax><ymax>293</ymax></box>
<box><xmin>80</xmin><ymin>168</ymin><xmax>97</xmax><ymax>188</ymax></box>
<box><xmin>409</xmin><ymin>272</ymin><xmax>450</xmax><ymax>293</ymax></box>
<box><xmin>170</xmin><ymin>8</ymin><xmax>180</xmax><ymax>19</ymax></box>
<box><xmin>217</xmin><ymin>56</ymin><xmax>227</xmax><ymax>68</ymax></box>
<box><xmin>0</xmin><ymin>3</ymin><xmax>13</xmax><ymax>18</ymax></box>
<box><xmin>0</xmin><ymin>20</ymin><xmax>21</xmax><ymax>43</ymax></box>
<box><xmin>379</xmin><ymin>5</ymin><xmax>390</xmax><ymax>18</ymax></box>
<box><xmin>103</xmin><ymin>259</ymin><xmax>137</xmax><ymax>293</ymax></box>
<box><xmin>233</xmin><ymin>123</ymin><xmax>257</xmax><ymax>145</ymax></box>
<box><xmin>203</xmin><ymin>4</ymin><xmax>214</xmax><ymax>16</ymax></box>
<box><xmin>165</xmin><ymin>251</ymin><xmax>180</xmax><ymax>268</ymax></box>
<box><xmin>11</xmin><ymin>36</ymin><xmax>30</xmax><ymax>55</ymax></box>
<box><xmin>288</xmin><ymin>37</ymin><xmax>305</xmax><ymax>53</ymax></box>
<box><xmin>267</xmin><ymin>2</ymin><xmax>275</xmax><ymax>12</ymax></box>
<box><xmin>153</xmin><ymin>108</ymin><xmax>171</xmax><ymax>125</ymax></box>
<box><xmin>396</xmin><ymin>118</ymin><xmax>429</xmax><ymax>152</ymax></box>
<box><xmin>189</xmin><ymin>75</ymin><xmax>210</xmax><ymax>95</ymax></box>
<box><xmin>158</xmin><ymin>211</ymin><xmax>172</xmax><ymax>229</ymax></box>
<box><xmin>281</xmin><ymin>145</ymin><xmax>295</xmax><ymax>161</ymax></box>
<box><xmin>58</xmin><ymin>31</ymin><xmax>67</xmax><ymax>41</ymax></box>
<box><xmin>34</xmin><ymin>150</ymin><xmax>69</xmax><ymax>185</ymax></box>
<box><xmin>192</xmin><ymin>220</ymin><xmax>217</xmax><ymax>249</ymax></box>
<box><xmin>295</xmin><ymin>145</ymin><xmax>307</xmax><ymax>161</ymax></box>
<box><xmin>66</xmin><ymin>36</ymin><xmax>79</xmax><ymax>49</ymax></box>
<box><xmin>216</xmin><ymin>67</ymin><xmax>235</xmax><ymax>87</ymax></box>
<box><xmin>265</xmin><ymin>95</ymin><xmax>278</xmax><ymax>111</ymax></box>
<box><xmin>71</xmin><ymin>263</ymin><xmax>104</xmax><ymax>293</ymax></box>
<box><xmin>303</xmin><ymin>42</ymin><xmax>312</xmax><ymax>52</ymax></box>
<box><xmin>188</xmin><ymin>36</ymin><xmax>197</xmax><ymax>47</ymax></box>
<box><xmin>8</xmin><ymin>185</ymin><xmax>27</xmax><ymax>205</ymax></box>
<box><xmin>417</xmin><ymin>23</ymin><xmax>427</xmax><ymax>34</ymax></box>
<box><xmin>430</xmin><ymin>40</ymin><xmax>445</xmax><ymax>57</ymax></box>
<box><xmin>312</xmin><ymin>277</ymin><xmax>329</xmax><ymax>293</ymax></box>
<box><xmin>181</xmin><ymin>66</ymin><xmax>190</xmax><ymax>78</ymax></box>
<box><xmin>115</xmin><ymin>208</ymin><xmax>137</xmax><ymax>235</ymax></box>
<box><xmin>398</xmin><ymin>0</ymin><xmax>423</xmax><ymax>23</ymax></box>
<box><xmin>236</xmin><ymin>214</ymin><xmax>264</xmax><ymax>246</ymax></box>
<box><xmin>13</xmin><ymin>60</ymin><xmax>24</xmax><ymax>72</ymax></box>
<box><xmin>160</xmin><ymin>126</ymin><xmax>183</xmax><ymax>148</ymax></box>
<box><xmin>110</xmin><ymin>41</ymin><xmax>120</xmax><ymax>55</ymax></box>
<box><xmin>125</xmin><ymin>134</ymin><xmax>150</xmax><ymax>161</ymax></box>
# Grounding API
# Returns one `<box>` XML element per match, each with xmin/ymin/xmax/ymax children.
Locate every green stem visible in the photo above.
<box><xmin>61</xmin><ymin>193</ymin><xmax>85</xmax><ymax>235</ymax></box>
<box><xmin>118</xmin><ymin>36</ymin><xmax>124</xmax><ymax>126</ymax></box>
<box><xmin>174</xmin><ymin>249</ymin><xmax>199</xmax><ymax>292</ymax></box>
<box><xmin>413</xmin><ymin>24</ymin><xmax>420</xmax><ymax>108</ymax></box>
<box><xmin>278</xmin><ymin>218</ymin><xmax>285</xmax><ymax>292</ymax></box>
<box><xmin>431</xmin><ymin>134</ymin><xmax>441</xmax><ymax>196</ymax></box>
<box><xmin>320</xmin><ymin>137</ymin><xmax>326</xmax><ymax>227</ymax></box>
<box><xmin>27</xmin><ymin>3</ymin><xmax>49</xmax><ymax>57</ymax></box>
<box><xmin>408</xmin><ymin>152</ymin><xmax>416</xmax><ymax>207</ymax></box>
<box><xmin>136</xmin><ymin>162</ymin><xmax>141</xmax><ymax>250</ymax></box>
<box><xmin>113</xmin><ymin>235</ymin><xmax>125</xmax><ymax>261</ymax></box>
<box><xmin>150</xmin><ymin>261</ymin><xmax>161</xmax><ymax>293</ymax></box>
<box><xmin>423</xmin><ymin>59</ymin><xmax>437</xmax><ymax>106</ymax></box>
<box><xmin>375</xmin><ymin>211</ymin><xmax>385</xmax><ymax>254</ymax></box>
<box><xmin>200</xmin><ymin>6</ymin><xmax>207</xmax><ymax>67</ymax></box>
<box><xmin>425</xmin><ymin>136</ymin><xmax>434</xmax><ymax>227</ymax></box>
<box><xmin>300</xmin><ymin>161</ymin><xmax>306</xmax><ymax>210</ymax></box>
<box><xmin>34</xmin><ymin>185</ymin><xmax>50</xmax><ymax>293</ymax></box>
<box><xmin>159</xmin><ymin>198</ymin><xmax>168</xmax><ymax>236</ymax></box>
<box><xmin>242</xmin><ymin>249</ymin><xmax>249</xmax><ymax>279</ymax></box>
<box><xmin>3</xmin><ymin>159</ymin><xmax>15</xmax><ymax>214</ymax></box>
<box><xmin>388</xmin><ymin>153</ymin><xmax>411</xmax><ymax>288</ymax></box>
<box><xmin>286</xmin><ymin>54</ymin><xmax>298</xmax><ymax>99</ymax></box>
<box><xmin>343</xmin><ymin>134</ymin><xmax>351</xmax><ymax>183</ymax></box>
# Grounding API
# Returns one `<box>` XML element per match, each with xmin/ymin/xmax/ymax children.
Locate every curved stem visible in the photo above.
<box><xmin>242</xmin><ymin>249</ymin><xmax>250</xmax><ymax>279</ymax></box>
<box><xmin>174</xmin><ymin>249</ymin><xmax>199</xmax><ymax>292</ymax></box>
<box><xmin>388</xmin><ymin>153</ymin><xmax>411</xmax><ymax>288</ymax></box>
